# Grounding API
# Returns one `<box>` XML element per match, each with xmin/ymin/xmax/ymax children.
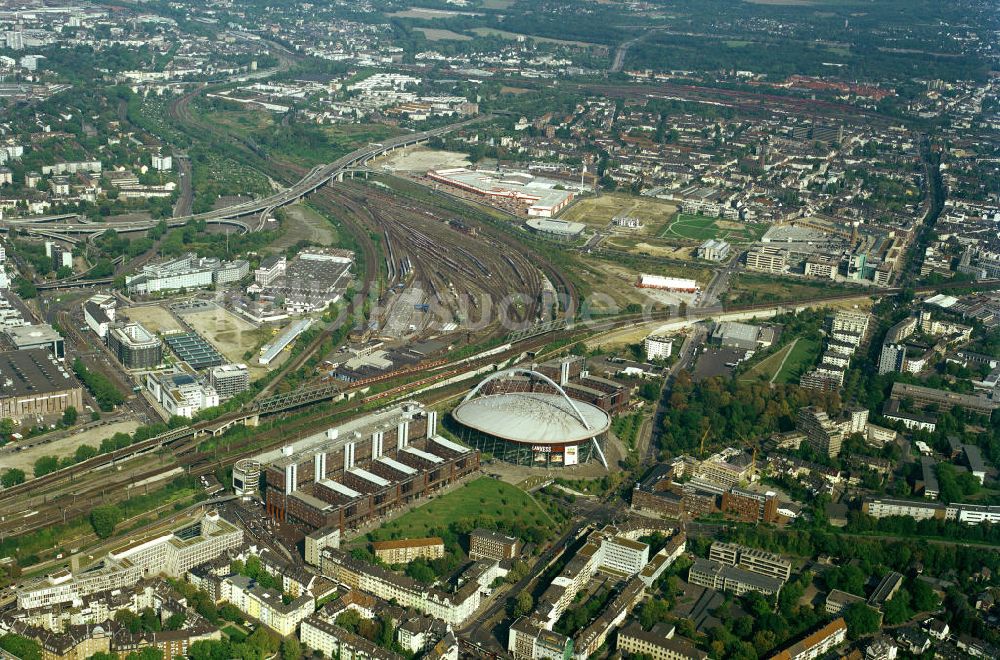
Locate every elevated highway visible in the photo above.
<box><xmin>0</xmin><ymin>117</ymin><xmax>487</xmax><ymax>240</ymax></box>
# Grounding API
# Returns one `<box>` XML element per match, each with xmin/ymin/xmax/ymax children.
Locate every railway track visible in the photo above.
<box><xmin>7</xmin><ymin>278</ymin><xmax>1000</xmax><ymax>542</ymax></box>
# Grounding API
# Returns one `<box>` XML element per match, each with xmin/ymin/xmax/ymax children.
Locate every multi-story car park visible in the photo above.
<box><xmin>236</xmin><ymin>402</ymin><xmax>480</xmax><ymax>531</ymax></box>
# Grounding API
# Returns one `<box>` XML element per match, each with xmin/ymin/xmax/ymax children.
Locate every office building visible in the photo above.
<box><xmin>126</xmin><ymin>253</ymin><xmax>249</xmax><ymax>295</ymax></box>
<box><xmin>44</xmin><ymin>241</ymin><xmax>73</xmax><ymax>270</ymax></box>
<box><xmin>804</xmin><ymin>255</ymin><xmax>838</xmax><ymax>279</ymax></box>
<box><xmin>696</xmin><ymin>239</ymin><xmax>730</xmax><ymax>262</ymax></box>
<box><xmin>709</xmin><ymin>542</ymin><xmax>791</xmax><ymax>581</ymax></box>
<box><xmin>0</xmin><ymin>349</ymin><xmax>83</xmax><ymax>423</ymax></box>
<box><xmin>108</xmin><ymin>322</ymin><xmax>163</xmax><ymax>369</ymax></box>
<box><xmin>145</xmin><ymin>372</ymin><xmax>219</xmax><ymax>418</ymax></box>
<box><xmin>246</xmin><ymin>402</ymin><xmax>479</xmax><ymax>531</ymax></box>
<box><xmin>687</xmin><ymin>557</ymin><xmax>783</xmax><ymax>597</ymax></box>
<box><xmin>746</xmin><ymin>246</ymin><xmax>787</xmax><ymax>274</ymax></box>
<box><xmin>17</xmin><ymin>511</ymin><xmax>241</xmax><ymax>610</ymax></box>
<box><xmin>208</xmin><ymin>364</ymin><xmax>250</xmax><ymax>399</ymax></box>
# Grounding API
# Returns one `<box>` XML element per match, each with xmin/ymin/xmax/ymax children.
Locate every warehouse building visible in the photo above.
<box><xmin>428</xmin><ymin>167</ymin><xmax>577</xmax><ymax>217</ymax></box>
<box><xmin>0</xmin><ymin>349</ymin><xmax>83</xmax><ymax>423</ymax></box>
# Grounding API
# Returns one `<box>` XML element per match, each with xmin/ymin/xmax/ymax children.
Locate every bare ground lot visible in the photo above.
<box><xmin>123</xmin><ymin>304</ymin><xmax>185</xmax><ymax>334</ymax></box>
<box><xmin>270</xmin><ymin>203</ymin><xmax>337</xmax><ymax>253</ymax></box>
<box><xmin>1</xmin><ymin>419</ymin><xmax>141</xmax><ymax>475</ymax></box>
<box><xmin>179</xmin><ymin>304</ymin><xmax>273</xmax><ymax>378</ymax></box>
<box><xmin>376</xmin><ymin>146</ymin><xmax>471</xmax><ymax>173</ymax></box>
<box><xmin>561</xmin><ymin>193</ymin><xmax>679</xmax><ymax>235</ymax></box>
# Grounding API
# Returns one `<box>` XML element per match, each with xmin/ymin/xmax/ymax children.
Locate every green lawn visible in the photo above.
<box><xmin>369</xmin><ymin>477</ymin><xmax>554</xmax><ymax>541</ymax></box>
<box><xmin>739</xmin><ymin>341</ymin><xmax>796</xmax><ymax>383</ymax></box>
<box><xmin>663</xmin><ymin>214</ymin><xmax>720</xmax><ymax>241</ymax></box>
<box><xmin>775</xmin><ymin>338</ymin><xmax>821</xmax><ymax>384</ymax></box>
<box><xmin>662</xmin><ymin>213</ymin><xmax>762</xmax><ymax>243</ymax></box>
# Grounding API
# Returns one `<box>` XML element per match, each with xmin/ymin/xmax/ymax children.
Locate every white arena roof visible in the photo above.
<box><xmin>452</xmin><ymin>392</ymin><xmax>611</xmax><ymax>446</ymax></box>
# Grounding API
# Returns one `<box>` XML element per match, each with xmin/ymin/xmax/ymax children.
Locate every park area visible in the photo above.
<box><xmin>367</xmin><ymin>477</ymin><xmax>556</xmax><ymax>543</ymax></box>
<box><xmin>561</xmin><ymin>193</ymin><xmax>679</xmax><ymax>234</ymax></box>
<box><xmin>661</xmin><ymin>213</ymin><xmax>765</xmax><ymax>243</ymax></box>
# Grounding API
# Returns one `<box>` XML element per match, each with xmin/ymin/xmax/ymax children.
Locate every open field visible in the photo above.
<box><xmin>480</xmin><ymin>0</ymin><xmax>515</xmax><ymax>7</ymax></box>
<box><xmin>1</xmin><ymin>420</ymin><xmax>141</xmax><ymax>474</ymax></box>
<box><xmin>271</xmin><ymin>203</ymin><xmax>337</xmax><ymax>253</ymax></box>
<box><xmin>368</xmin><ymin>477</ymin><xmax>552</xmax><ymax>540</ymax></box>
<box><xmin>414</xmin><ymin>27</ymin><xmax>472</xmax><ymax>41</ymax></box>
<box><xmin>601</xmin><ymin>236</ymin><xmax>699</xmax><ymax>261</ymax></box>
<box><xmin>471</xmin><ymin>27</ymin><xmax>602</xmax><ymax>48</ymax></box>
<box><xmin>389</xmin><ymin>7</ymin><xmax>482</xmax><ymax>19</ymax></box>
<box><xmin>180</xmin><ymin>304</ymin><xmax>273</xmax><ymax>378</ymax></box>
<box><xmin>562</xmin><ymin>193</ymin><xmax>678</xmax><ymax>234</ymax></box>
<box><xmin>661</xmin><ymin>213</ymin><xmax>764</xmax><ymax>243</ymax></box>
<box><xmin>724</xmin><ymin>273</ymin><xmax>866</xmax><ymax>306</ymax></box>
<box><xmin>775</xmin><ymin>337</ymin><xmax>821</xmax><ymax>384</ymax></box>
<box><xmin>123</xmin><ymin>304</ymin><xmax>184</xmax><ymax>334</ymax></box>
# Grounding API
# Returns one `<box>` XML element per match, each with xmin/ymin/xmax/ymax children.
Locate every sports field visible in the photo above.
<box><xmin>661</xmin><ymin>213</ymin><xmax>764</xmax><ymax>243</ymax></box>
<box><xmin>368</xmin><ymin>477</ymin><xmax>554</xmax><ymax>541</ymax></box>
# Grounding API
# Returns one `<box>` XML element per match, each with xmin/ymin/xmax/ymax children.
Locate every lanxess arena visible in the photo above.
<box><xmin>450</xmin><ymin>368</ymin><xmax>611</xmax><ymax>468</ymax></box>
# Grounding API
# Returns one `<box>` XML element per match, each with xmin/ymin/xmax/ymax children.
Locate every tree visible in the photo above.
<box><xmin>843</xmin><ymin>603</ymin><xmax>881</xmax><ymax>639</ymax></box>
<box><xmin>164</xmin><ymin>613</ymin><xmax>186</xmax><ymax>631</ymax></box>
<box><xmin>62</xmin><ymin>407</ymin><xmax>78</xmax><ymax>426</ymax></box>
<box><xmin>909</xmin><ymin>580</ymin><xmax>940</xmax><ymax>612</ymax></box>
<box><xmin>75</xmin><ymin>444</ymin><xmax>97</xmax><ymax>463</ymax></box>
<box><xmin>0</xmin><ymin>418</ymin><xmax>14</xmax><ymax>437</ymax></box>
<box><xmin>90</xmin><ymin>504</ymin><xmax>123</xmax><ymax>538</ymax></box>
<box><xmin>280</xmin><ymin>637</ymin><xmax>302</xmax><ymax>660</ymax></box>
<box><xmin>513</xmin><ymin>591</ymin><xmax>534</xmax><ymax>617</ymax></box>
<box><xmin>1</xmin><ymin>468</ymin><xmax>25</xmax><ymax>488</ymax></box>
<box><xmin>0</xmin><ymin>634</ymin><xmax>42</xmax><ymax>660</ymax></box>
<box><xmin>33</xmin><ymin>455</ymin><xmax>59</xmax><ymax>477</ymax></box>
<box><xmin>883</xmin><ymin>590</ymin><xmax>913</xmax><ymax>625</ymax></box>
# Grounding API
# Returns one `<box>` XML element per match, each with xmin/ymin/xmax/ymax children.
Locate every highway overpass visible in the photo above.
<box><xmin>0</xmin><ymin>116</ymin><xmax>487</xmax><ymax>240</ymax></box>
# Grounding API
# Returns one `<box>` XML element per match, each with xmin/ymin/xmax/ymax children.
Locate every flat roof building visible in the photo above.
<box><xmin>0</xmin><ymin>349</ymin><xmax>83</xmax><ymax>423</ymax></box>
<box><xmin>5</xmin><ymin>324</ymin><xmax>64</xmax><ymax>359</ymax></box>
